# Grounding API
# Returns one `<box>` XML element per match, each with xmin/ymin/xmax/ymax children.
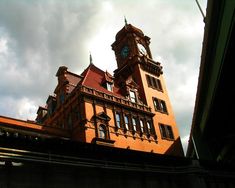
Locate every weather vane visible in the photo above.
<box><xmin>89</xmin><ymin>51</ymin><xmax>93</xmax><ymax>65</ymax></box>
<box><xmin>124</xmin><ymin>16</ymin><xmax>128</xmax><ymax>26</ymax></box>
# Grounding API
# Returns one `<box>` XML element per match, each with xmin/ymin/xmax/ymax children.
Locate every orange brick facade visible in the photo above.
<box><xmin>0</xmin><ymin>23</ymin><xmax>183</xmax><ymax>156</ymax></box>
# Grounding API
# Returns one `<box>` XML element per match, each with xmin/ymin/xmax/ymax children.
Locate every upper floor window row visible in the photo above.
<box><xmin>146</xmin><ymin>74</ymin><xmax>163</xmax><ymax>91</ymax></box>
<box><xmin>115</xmin><ymin>112</ymin><xmax>155</xmax><ymax>136</ymax></box>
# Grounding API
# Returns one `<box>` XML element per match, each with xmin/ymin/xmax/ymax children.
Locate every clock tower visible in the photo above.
<box><xmin>112</xmin><ymin>23</ymin><xmax>153</xmax><ymax>68</ymax></box>
<box><xmin>112</xmin><ymin>22</ymin><xmax>183</xmax><ymax>155</ymax></box>
<box><xmin>111</xmin><ymin>22</ymin><xmax>163</xmax><ymax>104</ymax></box>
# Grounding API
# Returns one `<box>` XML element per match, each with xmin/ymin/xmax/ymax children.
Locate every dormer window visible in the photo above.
<box><xmin>129</xmin><ymin>90</ymin><xmax>137</xmax><ymax>103</ymax></box>
<box><xmin>106</xmin><ymin>82</ymin><xmax>113</xmax><ymax>92</ymax></box>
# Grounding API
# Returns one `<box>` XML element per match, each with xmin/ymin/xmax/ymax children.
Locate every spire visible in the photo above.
<box><xmin>89</xmin><ymin>51</ymin><xmax>93</xmax><ymax>65</ymax></box>
<box><xmin>124</xmin><ymin>16</ymin><xmax>128</xmax><ymax>27</ymax></box>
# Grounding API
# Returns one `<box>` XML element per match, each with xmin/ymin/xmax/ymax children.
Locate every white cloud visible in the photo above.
<box><xmin>17</xmin><ymin>98</ymin><xmax>38</xmax><ymax>120</ymax></box>
<box><xmin>0</xmin><ymin>37</ymin><xmax>8</xmax><ymax>54</ymax></box>
<box><xmin>0</xmin><ymin>96</ymin><xmax>39</xmax><ymax>120</ymax></box>
<box><xmin>181</xmin><ymin>134</ymin><xmax>190</xmax><ymax>154</ymax></box>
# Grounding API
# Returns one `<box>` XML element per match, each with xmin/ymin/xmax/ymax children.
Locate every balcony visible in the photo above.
<box><xmin>80</xmin><ymin>86</ymin><xmax>152</xmax><ymax>114</ymax></box>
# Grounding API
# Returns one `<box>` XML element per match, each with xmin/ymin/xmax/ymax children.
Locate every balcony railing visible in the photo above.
<box><xmin>80</xmin><ymin>86</ymin><xmax>152</xmax><ymax>113</ymax></box>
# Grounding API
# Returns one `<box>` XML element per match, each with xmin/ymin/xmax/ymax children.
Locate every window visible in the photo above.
<box><xmin>124</xmin><ymin>115</ymin><xmax>129</xmax><ymax>130</ymax></box>
<box><xmin>153</xmin><ymin>98</ymin><xmax>168</xmax><ymax>113</ymax></box>
<box><xmin>147</xmin><ymin>121</ymin><xmax>153</xmax><ymax>134</ymax></box>
<box><xmin>106</xmin><ymin>82</ymin><xmax>113</xmax><ymax>92</ymax></box>
<box><xmin>68</xmin><ymin>114</ymin><xmax>72</xmax><ymax>129</ymax></box>
<box><xmin>146</xmin><ymin>75</ymin><xmax>152</xmax><ymax>87</ymax></box>
<box><xmin>160</xmin><ymin>100</ymin><xmax>167</xmax><ymax>113</ymax></box>
<box><xmin>60</xmin><ymin>93</ymin><xmax>65</xmax><ymax>104</ymax></box>
<box><xmin>115</xmin><ymin>112</ymin><xmax>121</xmax><ymax>128</ymax></box>
<box><xmin>166</xmin><ymin>125</ymin><xmax>174</xmax><ymax>139</ymax></box>
<box><xmin>156</xmin><ymin>79</ymin><xmax>163</xmax><ymax>90</ymax></box>
<box><xmin>132</xmin><ymin>117</ymin><xmax>137</xmax><ymax>132</ymax></box>
<box><xmin>99</xmin><ymin>125</ymin><xmax>106</xmax><ymax>139</ymax></box>
<box><xmin>153</xmin><ymin>99</ymin><xmax>161</xmax><ymax>111</ymax></box>
<box><xmin>159</xmin><ymin>124</ymin><xmax>174</xmax><ymax>140</ymax></box>
<box><xmin>129</xmin><ymin>90</ymin><xmax>137</xmax><ymax>103</ymax></box>
<box><xmin>140</xmin><ymin>119</ymin><xmax>144</xmax><ymax>133</ymax></box>
<box><xmin>146</xmin><ymin>74</ymin><xmax>163</xmax><ymax>91</ymax></box>
<box><xmin>48</xmin><ymin>104</ymin><xmax>53</xmax><ymax>116</ymax></box>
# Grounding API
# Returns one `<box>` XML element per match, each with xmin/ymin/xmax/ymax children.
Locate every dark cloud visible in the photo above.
<box><xmin>0</xmin><ymin>0</ymin><xmax>101</xmax><ymax>115</ymax></box>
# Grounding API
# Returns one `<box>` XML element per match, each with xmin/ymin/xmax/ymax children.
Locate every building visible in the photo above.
<box><xmin>186</xmin><ymin>0</ymin><xmax>235</xmax><ymax>163</ymax></box>
<box><xmin>35</xmin><ymin>22</ymin><xmax>183</xmax><ymax>156</ymax></box>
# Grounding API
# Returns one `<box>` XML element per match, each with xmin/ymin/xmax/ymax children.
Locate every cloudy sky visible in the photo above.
<box><xmin>0</xmin><ymin>0</ymin><xmax>207</xmax><ymax>152</ymax></box>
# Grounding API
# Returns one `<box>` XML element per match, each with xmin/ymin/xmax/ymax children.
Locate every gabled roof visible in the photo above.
<box><xmin>80</xmin><ymin>63</ymin><xmax>123</xmax><ymax>97</ymax></box>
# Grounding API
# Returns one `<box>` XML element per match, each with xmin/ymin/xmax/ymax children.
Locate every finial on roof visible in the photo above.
<box><xmin>89</xmin><ymin>51</ymin><xmax>93</xmax><ymax>65</ymax></box>
<box><xmin>124</xmin><ymin>16</ymin><xmax>128</xmax><ymax>27</ymax></box>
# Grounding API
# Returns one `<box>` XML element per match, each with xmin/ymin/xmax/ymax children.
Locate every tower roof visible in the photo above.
<box><xmin>115</xmin><ymin>24</ymin><xmax>144</xmax><ymax>40</ymax></box>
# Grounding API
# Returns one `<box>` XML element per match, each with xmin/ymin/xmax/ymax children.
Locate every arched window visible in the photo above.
<box><xmin>99</xmin><ymin>124</ymin><xmax>106</xmax><ymax>139</ymax></box>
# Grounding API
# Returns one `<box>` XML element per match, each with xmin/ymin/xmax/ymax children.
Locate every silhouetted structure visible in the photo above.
<box><xmin>187</xmin><ymin>0</ymin><xmax>235</xmax><ymax>163</ymax></box>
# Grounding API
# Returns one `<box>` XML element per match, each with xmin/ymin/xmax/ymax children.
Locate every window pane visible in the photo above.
<box><xmin>68</xmin><ymin>115</ymin><xmax>72</xmax><ymax>129</ymax></box>
<box><xmin>124</xmin><ymin>115</ymin><xmax>129</xmax><ymax>130</ymax></box>
<box><xmin>146</xmin><ymin>75</ymin><xmax>151</xmax><ymax>86</ymax></box>
<box><xmin>167</xmin><ymin>126</ymin><xmax>174</xmax><ymax>139</ymax></box>
<box><xmin>107</xmin><ymin>83</ymin><xmax>113</xmax><ymax>91</ymax></box>
<box><xmin>153</xmin><ymin>98</ymin><xmax>161</xmax><ymax>111</ymax></box>
<box><xmin>132</xmin><ymin>117</ymin><xmax>137</xmax><ymax>131</ymax></box>
<box><xmin>60</xmin><ymin>93</ymin><xmax>65</xmax><ymax>104</ymax></box>
<box><xmin>147</xmin><ymin>121</ymin><xmax>151</xmax><ymax>134</ymax></box>
<box><xmin>115</xmin><ymin>113</ymin><xmax>121</xmax><ymax>128</ymax></box>
<box><xmin>99</xmin><ymin>125</ymin><xmax>106</xmax><ymax>139</ymax></box>
<box><xmin>140</xmin><ymin>120</ymin><xmax>144</xmax><ymax>133</ymax></box>
<box><xmin>130</xmin><ymin>90</ymin><xmax>136</xmax><ymax>103</ymax></box>
<box><xmin>153</xmin><ymin>78</ymin><xmax>158</xmax><ymax>89</ymax></box>
<box><xmin>160</xmin><ymin>100</ymin><xmax>167</xmax><ymax>113</ymax></box>
<box><xmin>157</xmin><ymin>79</ymin><xmax>163</xmax><ymax>91</ymax></box>
<box><xmin>159</xmin><ymin>124</ymin><xmax>167</xmax><ymax>138</ymax></box>
<box><xmin>147</xmin><ymin>122</ymin><xmax>151</xmax><ymax>129</ymax></box>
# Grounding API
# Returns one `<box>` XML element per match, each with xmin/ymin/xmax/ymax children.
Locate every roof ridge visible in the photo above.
<box><xmin>80</xmin><ymin>64</ymin><xmax>92</xmax><ymax>85</ymax></box>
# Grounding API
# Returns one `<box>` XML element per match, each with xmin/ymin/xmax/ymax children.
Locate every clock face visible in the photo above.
<box><xmin>137</xmin><ymin>43</ymin><xmax>147</xmax><ymax>55</ymax></box>
<box><xmin>121</xmin><ymin>45</ymin><xmax>129</xmax><ymax>58</ymax></box>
